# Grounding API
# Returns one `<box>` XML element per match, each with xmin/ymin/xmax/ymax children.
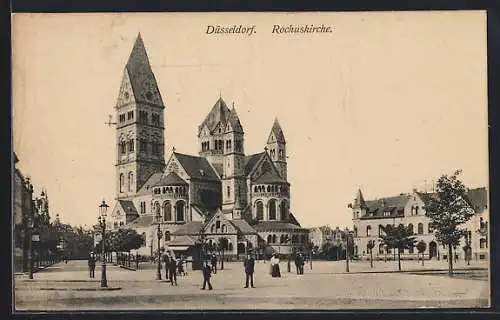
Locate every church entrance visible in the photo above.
<box><xmin>429</xmin><ymin>241</ymin><xmax>437</xmax><ymax>259</ymax></box>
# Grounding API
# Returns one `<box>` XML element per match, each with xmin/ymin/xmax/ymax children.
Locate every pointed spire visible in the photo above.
<box><xmin>123</xmin><ymin>33</ymin><xmax>163</xmax><ymax>105</ymax></box>
<box><xmin>267</xmin><ymin>117</ymin><xmax>286</xmax><ymax>144</ymax></box>
<box><xmin>226</xmin><ymin>103</ymin><xmax>243</xmax><ymax>133</ymax></box>
<box><xmin>200</xmin><ymin>96</ymin><xmax>231</xmax><ymax>134</ymax></box>
<box><xmin>355</xmin><ymin>189</ymin><xmax>366</xmax><ymax>208</ymax></box>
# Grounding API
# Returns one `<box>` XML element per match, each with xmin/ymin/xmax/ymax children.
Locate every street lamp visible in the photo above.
<box><xmin>155</xmin><ymin>211</ymin><xmax>162</xmax><ymax>280</ymax></box>
<box><xmin>98</xmin><ymin>200</ymin><xmax>109</xmax><ymax>288</ymax></box>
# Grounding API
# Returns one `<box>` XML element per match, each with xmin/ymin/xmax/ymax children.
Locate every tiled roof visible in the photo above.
<box><xmin>465</xmin><ymin>187</ymin><xmax>488</xmax><ymax>212</ymax></box>
<box><xmin>127</xmin><ymin>214</ymin><xmax>153</xmax><ymax>228</ymax></box>
<box><xmin>169</xmin><ymin>235</ymin><xmax>197</xmax><ymax>246</ymax></box>
<box><xmin>230</xmin><ymin>219</ymin><xmax>257</xmax><ymax>234</ymax></box>
<box><xmin>253</xmin><ymin>221</ymin><xmax>304</xmax><ymax>231</ymax></box>
<box><xmin>171</xmin><ymin>221</ymin><xmax>203</xmax><ymax>235</ymax></box>
<box><xmin>118</xmin><ymin>200</ymin><xmax>139</xmax><ymax>216</ymax></box>
<box><xmin>174</xmin><ymin>152</ymin><xmax>220</xmax><ymax>181</ymax></box>
<box><xmin>199</xmin><ymin>97</ymin><xmax>231</xmax><ymax>134</ymax></box>
<box><xmin>267</xmin><ymin>118</ymin><xmax>286</xmax><ymax>143</ymax></box>
<box><xmin>125</xmin><ymin>34</ymin><xmax>163</xmax><ymax>106</ymax></box>
<box><xmin>154</xmin><ymin>171</ymin><xmax>187</xmax><ymax>186</ymax></box>
<box><xmin>137</xmin><ymin>172</ymin><xmax>163</xmax><ymax>195</ymax></box>
<box><xmin>289</xmin><ymin>212</ymin><xmax>302</xmax><ymax>227</ymax></box>
<box><xmin>253</xmin><ymin>170</ymin><xmax>287</xmax><ymax>184</ymax></box>
<box><xmin>211</xmin><ymin>163</ymin><xmax>223</xmax><ymax>177</ymax></box>
<box><xmin>244</xmin><ymin>152</ymin><xmax>265</xmax><ymax>176</ymax></box>
<box><xmin>226</xmin><ymin>106</ymin><xmax>244</xmax><ymax>133</ymax></box>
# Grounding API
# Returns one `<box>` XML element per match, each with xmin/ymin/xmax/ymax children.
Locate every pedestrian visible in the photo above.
<box><xmin>211</xmin><ymin>253</ymin><xmax>218</xmax><ymax>274</ymax></box>
<box><xmin>244</xmin><ymin>253</ymin><xmax>255</xmax><ymax>288</ymax></box>
<box><xmin>270</xmin><ymin>254</ymin><xmax>281</xmax><ymax>278</ymax></box>
<box><xmin>169</xmin><ymin>256</ymin><xmax>178</xmax><ymax>286</ymax></box>
<box><xmin>294</xmin><ymin>253</ymin><xmax>300</xmax><ymax>275</ymax></box>
<box><xmin>88</xmin><ymin>252</ymin><xmax>96</xmax><ymax>279</ymax></box>
<box><xmin>177</xmin><ymin>256</ymin><xmax>186</xmax><ymax>276</ymax></box>
<box><xmin>299</xmin><ymin>253</ymin><xmax>305</xmax><ymax>275</ymax></box>
<box><xmin>201</xmin><ymin>261</ymin><xmax>213</xmax><ymax>290</ymax></box>
<box><xmin>163</xmin><ymin>253</ymin><xmax>169</xmax><ymax>280</ymax></box>
<box><xmin>136</xmin><ymin>254</ymin><xmax>139</xmax><ymax>270</ymax></box>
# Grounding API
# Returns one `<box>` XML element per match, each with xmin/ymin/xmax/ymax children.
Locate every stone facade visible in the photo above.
<box><xmin>108</xmin><ymin>34</ymin><xmax>309</xmax><ymax>258</ymax></box>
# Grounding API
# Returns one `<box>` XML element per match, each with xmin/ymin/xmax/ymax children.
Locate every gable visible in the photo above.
<box><xmin>166</xmin><ymin>155</ymin><xmax>189</xmax><ymax>180</ymax></box>
<box><xmin>116</xmin><ymin>69</ymin><xmax>136</xmax><ymax>107</ymax></box>
<box><xmin>250</xmin><ymin>153</ymin><xmax>286</xmax><ymax>183</ymax></box>
<box><xmin>111</xmin><ymin>202</ymin><xmax>127</xmax><ymax>221</ymax></box>
<box><xmin>205</xmin><ymin>210</ymin><xmax>237</xmax><ymax>234</ymax></box>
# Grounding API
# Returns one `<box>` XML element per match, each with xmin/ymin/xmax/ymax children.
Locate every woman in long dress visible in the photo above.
<box><xmin>270</xmin><ymin>254</ymin><xmax>281</xmax><ymax>278</ymax></box>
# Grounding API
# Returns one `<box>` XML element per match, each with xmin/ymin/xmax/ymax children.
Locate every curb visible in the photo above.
<box><xmin>39</xmin><ymin>287</ymin><xmax>122</xmax><ymax>291</ymax></box>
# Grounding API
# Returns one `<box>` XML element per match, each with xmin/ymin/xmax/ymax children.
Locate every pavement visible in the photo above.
<box><xmin>14</xmin><ymin>259</ymin><xmax>490</xmax><ymax>311</ymax></box>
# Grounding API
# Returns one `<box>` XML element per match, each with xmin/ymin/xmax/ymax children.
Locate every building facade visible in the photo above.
<box><xmin>350</xmin><ymin>187</ymin><xmax>489</xmax><ymax>261</ymax></box>
<box><xmin>109</xmin><ymin>34</ymin><xmax>309</xmax><ymax>258</ymax></box>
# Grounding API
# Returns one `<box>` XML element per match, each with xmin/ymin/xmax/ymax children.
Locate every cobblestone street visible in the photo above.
<box><xmin>14</xmin><ymin>259</ymin><xmax>489</xmax><ymax>310</ymax></box>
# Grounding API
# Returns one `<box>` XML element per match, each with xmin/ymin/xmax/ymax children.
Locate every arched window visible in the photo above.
<box><xmin>272</xmin><ymin>234</ymin><xmax>277</xmax><ymax>243</ymax></box>
<box><xmin>163</xmin><ymin>201</ymin><xmax>171</xmax><ymax>221</ymax></box>
<box><xmin>415</xmin><ymin>206</ymin><xmax>419</xmax><ymax>215</ymax></box>
<box><xmin>378</xmin><ymin>225</ymin><xmax>384</xmax><ymax>236</ymax></box>
<box><xmin>254</xmin><ymin>186</ymin><xmax>258</xmax><ymax>193</ymax></box>
<box><xmin>154</xmin><ymin>202</ymin><xmax>160</xmax><ymax>221</ymax></box>
<box><xmin>408</xmin><ymin>223</ymin><xmax>414</xmax><ymax>234</ymax></box>
<box><xmin>256</xmin><ymin>201</ymin><xmax>264</xmax><ymax>220</ymax></box>
<box><xmin>164</xmin><ymin>231</ymin><xmax>171</xmax><ymax>241</ymax></box>
<box><xmin>176</xmin><ymin>201</ymin><xmax>185</xmax><ymax>222</ymax></box>
<box><xmin>211</xmin><ymin>225</ymin><xmax>215</xmax><ymax>233</ymax></box>
<box><xmin>366</xmin><ymin>226</ymin><xmax>372</xmax><ymax>236</ymax></box>
<box><xmin>119</xmin><ymin>173</ymin><xmax>124</xmax><ymax>193</ymax></box>
<box><xmin>267</xmin><ymin>235</ymin><xmax>272</xmax><ymax>243</ymax></box>
<box><xmin>417</xmin><ymin>223</ymin><xmax>424</xmax><ymax>235</ymax></box>
<box><xmin>269</xmin><ymin>199</ymin><xmax>277</xmax><ymax>220</ymax></box>
<box><xmin>480</xmin><ymin>238</ymin><xmax>487</xmax><ymax>249</ymax></box>
<box><xmin>222</xmin><ymin>224</ymin><xmax>227</xmax><ymax>233</ymax></box>
<box><xmin>128</xmin><ymin>172</ymin><xmax>134</xmax><ymax>191</ymax></box>
<box><xmin>280</xmin><ymin>200</ymin><xmax>288</xmax><ymax>221</ymax></box>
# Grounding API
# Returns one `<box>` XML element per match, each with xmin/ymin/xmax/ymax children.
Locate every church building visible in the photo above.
<box><xmin>108</xmin><ymin>34</ymin><xmax>309</xmax><ymax>258</ymax></box>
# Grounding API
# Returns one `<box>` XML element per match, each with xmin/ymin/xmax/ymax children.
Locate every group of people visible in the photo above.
<box><xmin>200</xmin><ymin>252</ymin><xmax>256</xmax><ymax>290</ymax></box>
<box><xmin>294</xmin><ymin>252</ymin><xmax>306</xmax><ymax>275</ymax></box>
<box><xmin>163</xmin><ymin>253</ymin><xmax>187</xmax><ymax>286</ymax></box>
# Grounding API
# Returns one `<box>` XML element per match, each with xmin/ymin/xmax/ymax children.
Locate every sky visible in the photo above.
<box><xmin>12</xmin><ymin>11</ymin><xmax>488</xmax><ymax>229</ymax></box>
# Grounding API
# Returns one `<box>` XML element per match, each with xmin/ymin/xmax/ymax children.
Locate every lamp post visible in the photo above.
<box><xmin>155</xmin><ymin>212</ymin><xmax>162</xmax><ymax>280</ymax></box>
<box><xmin>98</xmin><ymin>200</ymin><xmax>109</xmax><ymax>288</ymax></box>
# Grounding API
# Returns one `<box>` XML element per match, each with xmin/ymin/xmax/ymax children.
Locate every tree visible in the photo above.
<box><xmin>379</xmin><ymin>224</ymin><xmax>416</xmax><ymax>271</ymax></box>
<box><xmin>424</xmin><ymin>170</ymin><xmax>475</xmax><ymax>276</ymax></box>
<box><xmin>367</xmin><ymin>240</ymin><xmax>376</xmax><ymax>268</ymax></box>
<box><xmin>416</xmin><ymin>240</ymin><xmax>427</xmax><ymax>266</ymax></box>
<box><xmin>218</xmin><ymin>237</ymin><xmax>229</xmax><ymax>270</ymax></box>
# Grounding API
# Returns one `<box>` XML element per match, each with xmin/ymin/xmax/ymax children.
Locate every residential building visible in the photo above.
<box><xmin>350</xmin><ymin>187</ymin><xmax>489</xmax><ymax>261</ymax></box>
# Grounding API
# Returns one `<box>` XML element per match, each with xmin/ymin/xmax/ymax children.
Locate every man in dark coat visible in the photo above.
<box><xmin>244</xmin><ymin>253</ymin><xmax>255</xmax><ymax>288</ymax></box>
<box><xmin>211</xmin><ymin>253</ymin><xmax>218</xmax><ymax>274</ymax></box>
<box><xmin>88</xmin><ymin>252</ymin><xmax>96</xmax><ymax>279</ymax></box>
<box><xmin>294</xmin><ymin>253</ymin><xmax>300</xmax><ymax>275</ymax></box>
<box><xmin>168</xmin><ymin>256</ymin><xmax>178</xmax><ymax>286</ymax></box>
<box><xmin>299</xmin><ymin>253</ymin><xmax>305</xmax><ymax>275</ymax></box>
<box><xmin>163</xmin><ymin>253</ymin><xmax>169</xmax><ymax>280</ymax></box>
<box><xmin>201</xmin><ymin>261</ymin><xmax>213</xmax><ymax>290</ymax></box>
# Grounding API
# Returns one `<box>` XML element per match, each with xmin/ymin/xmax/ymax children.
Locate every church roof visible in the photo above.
<box><xmin>154</xmin><ymin>171</ymin><xmax>187</xmax><ymax>186</ymax></box>
<box><xmin>137</xmin><ymin>172</ymin><xmax>163</xmax><ymax>195</ymax></box>
<box><xmin>267</xmin><ymin>118</ymin><xmax>286</xmax><ymax>144</ymax></box>
<box><xmin>226</xmin><ymin>105</ymin><xmax>244</xmax><ymax>133</ymax></box>
<box><xmin>174</xmin><ymin>152</ymin><xmax>220</xmax><ymax>182</ymax></box>
<box><xmin>244</xmin><ymin>152</ymin><xmax>265</xmax><ymax>176</ymax></box>
<box><xmin>118</xmin><ymin>200</ymin><xmax>139</xmax><ymax>216</ymax></box>
<box><xmin>253</xmin><ymin>170</ymin><xmax>288</xmax><ymax>184</ymax></box>
<box><xmin>464</xmin><ymin>187</ymin><xmax>488</xmax><ymax>212</ymax></box>
<box><xmin>126</xmin><ymin>214</ymin><xmax>153</xmax><ymax>228</ymax></box>
<box><xmin>289</xmin><ymin>212</ymin><xmax>302</xmax><ymax>227</ymax></box>
<box><xmin>355</xmin><ymin>189</ymin><xmax>366</xmax><ymax>207</ymax></box>
<box><xmin>230</xmin><ymin>219</ymin><xmax>257</xmax><ymax>234</ymax></box>
<box><xmin>171</xmin><ymin>221</ymin><xmax>203</xmax><ymax>235</ymax></box>
<box><xmin>211</xmin><ymin>163</ymin><xmax>223</xmax><ymax>177</ymax></box>
<box><xmin>169</xmin><ymin>235</ymin><xmax>197</xmax><ymax>247</ymax></box>
<box><xmin>199</xmin><ymin>97</ymin><xmax>231</xmax><ymax>134</ymax></box>
<box><xmin>253</xmin><ymin>221</ymin><xmax>305</xmax><ymax>231</ymax></box>
<box><xmin>125</xmin><ymin>33</ymin><xmax>163</xmax><ymax>106</ymax></box>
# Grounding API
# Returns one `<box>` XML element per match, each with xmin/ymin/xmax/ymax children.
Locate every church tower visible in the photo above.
<box><xmin>221</xmin><ymin>104</ymin><xmax>247</xmax><ymax>218</ymax></box>
<box><xmin>115</xmin><ymin>33</ymin><xmax>165</xmax><ymax>200</ymax></box>
<box><xmin>198</xmin><ymin>97</ymin><xmax>231</xmax><ymax>170</ymax></box>
<box><xmin>266</xmin><ymin>118</ymin><xmax>287</xmax><ymax>181</ymax></box>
